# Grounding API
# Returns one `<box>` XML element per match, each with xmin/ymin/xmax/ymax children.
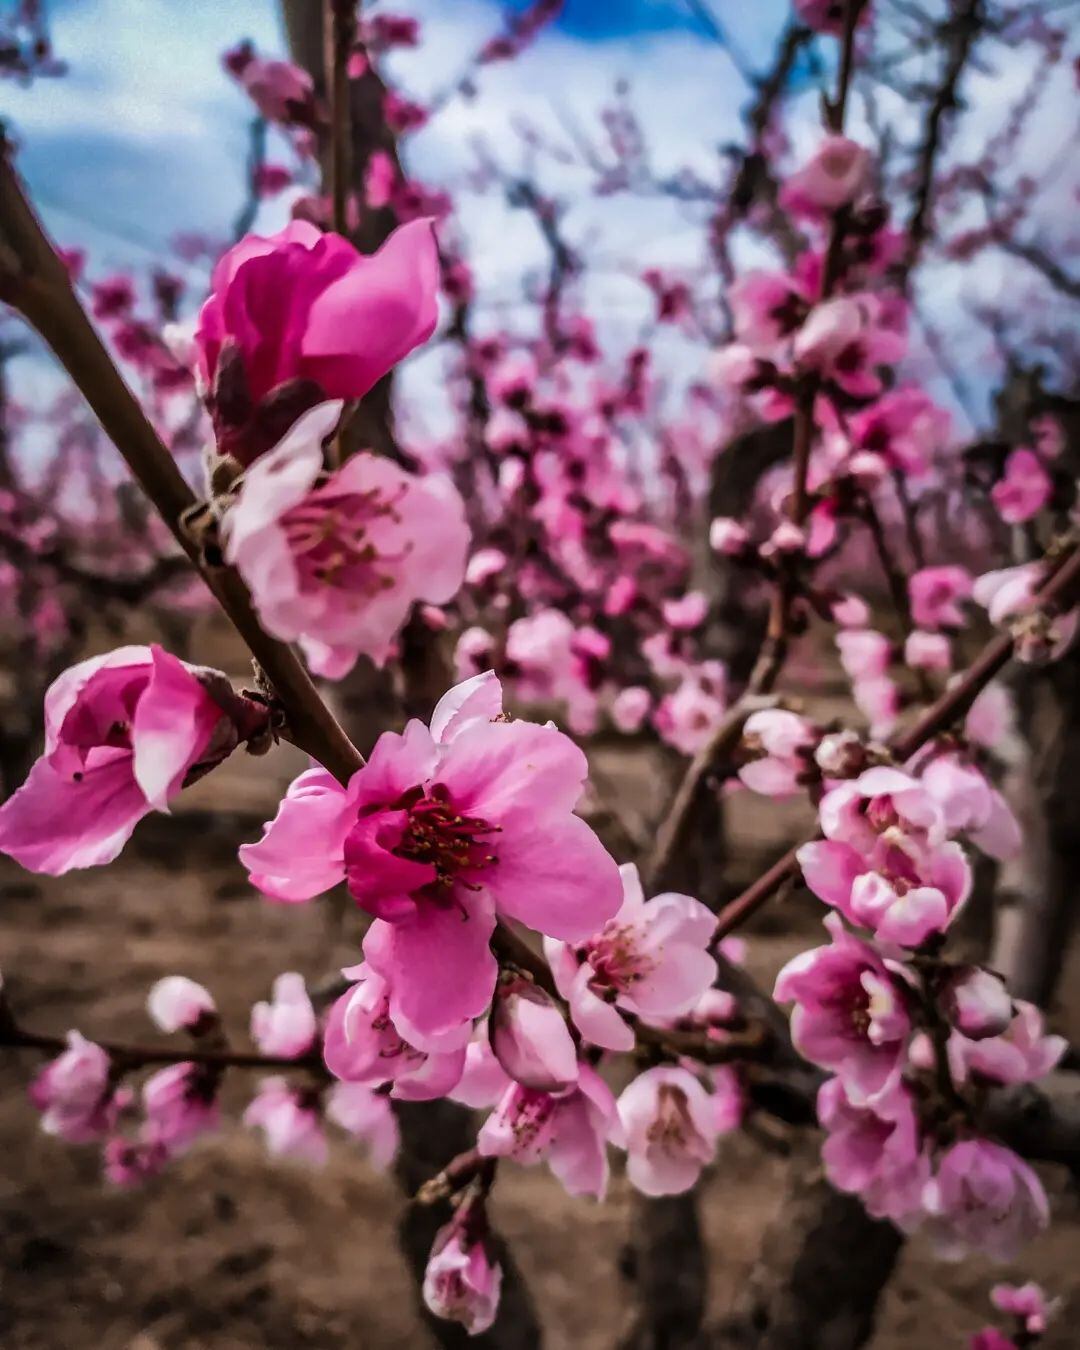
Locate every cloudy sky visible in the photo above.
<box><xmin>3</xmin><ymin>0</ymin><xmax>1076</xmax><ymax>434</ymax></box>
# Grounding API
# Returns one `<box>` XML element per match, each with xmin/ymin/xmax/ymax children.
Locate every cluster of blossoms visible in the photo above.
<box><xmin>26</xmin><ymin>971</ymin><xmax>396</xmax><ymax>1184</ymax></box>
<box><xmin>967</xmin><ymin>1282</ymin><xmax>1058</xmax><ymax>1349</ymax></box>
<box><xmin>738</xmin><ymin>718</ymin><xmax>1067</xmax><ymax>1260</ymax></box>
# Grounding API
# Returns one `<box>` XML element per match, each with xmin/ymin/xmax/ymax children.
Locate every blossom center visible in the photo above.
<box><xmin>579</xmin><ymin>922</ymin><xmax>654</xmax><ymax>995</ymax></box>
<box><xmin>390</xmin><ymin>783</ymin><xmax>501</xmax><ymax>894</ymax></box>
<box><xmin>284</xmin><ymin>482</ymin><xmax>406</xmax><ymax>595</ymax></box>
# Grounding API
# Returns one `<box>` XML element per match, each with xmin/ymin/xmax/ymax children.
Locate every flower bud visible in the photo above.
<box><xmin>147</xmin><ymin>976</ymin><xmax>217</xmax><ymax>1035</ymax></box>
<box><xmin>489</xmin><ymin>976</ymin><xmax>578</xmax><ymax>1092</ymax></box>
<box><xmin>422</xmin><ymin>1197</ymin><xmax>502</xmax><ymax>1336</ymax></box>
<box><xmin>943</xmin><ymin>967</ymin><xmax>1013</xmax><ymax>1040</ymax></box>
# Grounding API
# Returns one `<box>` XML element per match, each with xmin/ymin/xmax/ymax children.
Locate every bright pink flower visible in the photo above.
<box><xmin>250</xmin><ymin>972</ymin><xmax>317</xmax><ymax>1059</ymax></box>
<box><xmin>0</xmin><ymin>646</ymin><xmax>244</xmax><ymax>876</ymax></box>
<box><xmin>239</xmin><ymin>56</ymin><xmax>314</xmax><ymax>125</ymax></box>
<box><xmin>221</xmin><ymin>402</ymin><xmax>469</xmax><ymax>677</ymax></box>
<box><xmin>29</xmin><ymin>1032</ymin><xmax>119</xmax><ymax>1143</ymax></box>
<box><xmin>819</xmin><ymin>767</ymin><xmax>944</xmax><ymax>853</ymax></box>
<box><xmin>244</xmin><ymin>1078</ymin><xmax>325</xmax><ymax>1164</ymax></box>
<box><xmin>545</xmin><ymin>863</ymin><xmax>717</xmax><ymax>1052</ymax></box>
<box><xmin>479</xmin><ymin>1065</ymin><xmax>621</xmax><ymax>1199</ymax></box>
<box><xmin>831</xmin><ymin>593</ymin><xmax>871</xmax><ymax>629</ymax></box>
<box><xmin>617</xmin><ymin>1065</ymin><xmax>720</xmax><ymax>1197</ymax></box>
<box><xmin>794</xmin><ymin>296</ymin><xmax>906</xmax><ymax>396</ymax></box>
<box><xmin>943</xmin><ymin>967</ymin><xmax>1014</xmax><ymax>1040</ymax></box>
<box><xmin>194</xmin><ymin>218</ymin><xmax>438</xmax><ymax>463</ymax></box>
<box><xmin>904</xmin><ymin>630</ymin><xmax>951</xmax><ymax>672</ymax></box>
<box><xmin>147</xmin><ymin>976</ymin><xmax>217</xmax><ymax>1034</ymax></box>
<box><xmin>449</xmin><ymin>1032</ymin><xmax>512</xmax><ymax>1109</ymax></box>
<box><xmin>242</xmin><ymin>672</ymin><xmax>622</xmax><ymax>1044</ymax></box>
<box><xmin>489</xmin><ymin>976</ymin><xmax>578</xmax><ymax>1092</ymax></box>
<box><xmin>909</xmin><ymin>566</ymin><xmax>972</xmax><ymax>629</ymax></box>
<box><xmin>817</xmin><ymin>1078</ymin><xmax>931</xmax><ymax>1224</ymax></box>
<box><xmin>774</xmin><ymin>914</ymin><xmax>910</xmax><ymax>1103</ymax></box>
<box><xmin>738</xmin><ymin>708</ymin><xmax>817</xmax><ymax>797</ymax></box>
<box><xmin>780</xmin><ymin>135</ymin><xmax>871</xmax><ymax>217</ymax></box>
<box><xmin>991</xmin><ymin>448</ymin><xmax>1052</xmax><ymax>525</ymax></box>
<box><xmin>951</xmin><ymin>1001</ymin><xmax>1066</xmax><ymax>1086</ymax></box>
<box><xmin>422</xmin><ymin>1196</ymin><xmax>503</xmax><ymax>1336</ymax></box>
<box><xmin>965</xmin><ymin>683</ymin><xmax>1017</xmax><ymax>752</ymax></box>
<box><xmin>923</xmin><ymin>1140</ymin><xmax>1049</xmax><ymax>1261</ymax></box>
<box><xmin>991</xmin><ymin>1282</ymin><xmax>1057</xmax><ymax>1336</ymax></box>
<box><xmin>142</xmin><ymin>1063</ymin><xmax>219</xmax><ymax>1152</ymax></box>
<box><xmin>322</xmin><ymin>962</ymin><xmax>467</xmax><ymax>1097</ymax></box>
<box><xmin>324</xmin><ymin>1082</ymin><xmax>399</xmax><ymax>1167</ymax></box>
<box><xmin>729</xmin><ymin>271</ymin><xmax>809</xmax><ymax>354</ymax></box>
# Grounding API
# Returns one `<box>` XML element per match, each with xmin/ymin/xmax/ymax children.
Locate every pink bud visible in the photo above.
<box><xmin>944</xmin><ymin>968</ymin><xmax>1014</xmax><ymax>1040</ymax></box>
<box><xmin>423</xmin><ymin>1198</ymin><xmax>503</xmax><ymax>1336</ymax></box>
<box><xmin>147</xmin><ymin>976</ymin><xmax>217</xmax><ymax>1034</ymax></box>
<box><xmin>489</xmin><ymin>977</ymin><xmax>578</xmax><ymax>1092</ymax></box>
<box><xmin>904</xmin><ymin>629</ymin><xmax>951</xmax><ymax>672</ymax></box>
<box><xmin>709</xmin><ymin>516</ymin><xmax>750</xmax><ymax>556</ymax></box>
<box><xmin>611</xmin><ymin>686</ymin><xmax>651</xmax><ymax>734</ymax></box>
<box><xmin>250</xmin><ymin>972</ymin><xmax>317</xmax><ymax>1059</ymax></box>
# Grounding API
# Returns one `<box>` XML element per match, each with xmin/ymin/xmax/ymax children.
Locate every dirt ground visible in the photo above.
<box><xmin>0</xmin><ymin>735</ymin><xmax>1078</xmax><ymax>1350</ymax></box>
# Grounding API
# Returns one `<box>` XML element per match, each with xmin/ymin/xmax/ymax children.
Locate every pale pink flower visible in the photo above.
<box><xmin>325</xmin><ymin>1082</ymin><xmax>399</xmax><ymax>1168</ymax></box>
<box><xmin>194</xmin><ymin>218</ymin><xmax>438</xmax><ymax>463</ymax></box>
<box><xmin>819</xmin><ymin>767</ymin><xmax>945</xmax><ymax>853</ymax></box>
<box><xmin>708</xmin><ymin>343</ymin><xmax>761</xmax><ymax>390</ymax></box>
<box><xmin>709</xmin><ymin>516</ymin><xmax>750</xmax><ymax>556</ymax></box>
<box><xmin>817</xmin><ymin>1078</ymin><xmax>931</xmax><ymax>1224</ymax></box>
<box><xmin>951</xmin><ymin>1001</ymin><xmax>1066</xmax><ymax>1086</ymax></box>
<box><xmin>611</xmin><ymin>686</ymin><xmax>651</xmax><ymax>734</ymax></box>
<box><xmin>975</xmin><ymin>564</ymin><xmax>1078</xmax><ymax>664</ymax></box>
<box><xmin>831</xmin><ymin>593</ymin><xmax>871</xmax><ymax>628</ymax></box>
<box><xmin>244</xmin><ymin>1078</ymin><xmax>325</xmax><ymax>1164</ymax></box>
<box><xmin>422</xmin><ymin>1197</ymin><xmax>503</xmax><ymax>1336</ymax></box>
<box><xmin>794</xmin><ymin>296</ymin><xmax>906</xmax><ymax>396</ymax></box>
<box><xmin>853</xmin><ymin>676</ymin><xmax>900</xmax><ymax>739</ymax></box>
<box><xmin>0</xmin><ymin>646</ymin><xmax>244</xmax><ymax>876</ymax></box>
<box><xmin>29</xmin><ymin>1032</ymin><xmax>118</xmax><ymax>1143</ymax></box>
<box><xmin>242</xmin><ymin>672</ymin><xmax>621</xmax><ymax>1045</ymax></box>
<box><xmin>489</xmin><ymin>977</ymin><xmax>578</xmax><ymax>1092</ymax></box>
<box><xmin>774</xmin><ymin>914</ymin><xmax>910</xmax><ymax>1103</ymax></box>
<box><xmin>142</xmin><ymin>1063</ymin><xmax>219</xmax><ymax>1152</ymax></box>
<box><xmin>904</xmin><ymin>630</ymin><xmax>951</xmax><ymax>672</ymax></box>
<box><xmin>662</xmin><ymin>591</ymin><xmax>708</xmax><ymax>630</ymax></box>
<box><xmin>250</xmin><ymin>972</ymin><xmax>317</xmax><ymax>1059</ymax></box>
<box><xmin>465</xmin><ymin>547</ymin><xmax>507</xmax><ymax>587</ymax></box>
<box><xmin>478</xmin><ymin>1063</ymin><xmax>621</xmax><ymax>1199</ymax></box>
<box><xmin>943</xmin><ymin>967</ymin><xmax>1014</xmax><ymax>1040</ymax></box>
<box><xmin>761</xmin><ymin>520</ymin><xmax>806</xmax><ymax>557</ymax></box>
<box><xmin>965</xmin><ymin>683</ymin><xmax>1017</xmax><ymax>752</ymax></box>
<box><xmin>991</xmin><ymin>1282</ymin><xmax>1057</xmax><ymax>1336</ymax></box>
<box><xmin>653</xmin><ymin>674</ymin><xmax>726</xmax><ymax>756</ymax></box>
<box><xmin>147</xmin><ymin>977</ymin><xmax>217</xmax><ymax>1035</ymax></box>
<box><xmin>449</xmin><ymin>1033</ymin><xmax>512</xmax><ymax>1109</ymax></box>
<box><xmin>221</xmin><ymin>402</ymin><xmax>469</xmax><ymax>677</ymax></box>
<box><xmin>920</xmin><ymin>755</ymin><xmax>1021</xmax><ymax>860</ymax></box>
<box><xmin>909</xmin><ymin>566</ymin><xmax>972</xmax><ymax>629</ymax></box>
<box><xmin>738</xmin><ymin>708</ymin><xmax>817</xmax><ymax>797</ymax></box>
<box><xmin>618</xmin><ymin>1066</ymin><xmax>720</xmax><ymax>1196</ymax></box>
<box><xmin>991</xmin><ymin>448</ymin><xmax>1052</xmax><ymax>525</ymax></box>
<box><xmin>781</xmin><ymin>135</ymin><xmax>871</xmax><ymax>217</ymax></box>
<box><xmin>545</xmin><ymin>863</ymin><xmax>717</xmax><ymax>1052</ymax></box>
<box><xmin>923</xmin><ymin>1140</ymin><xmax>1049</xmax><ymax>1261</ymax></box>
<box><xmin>836</xmin><ymin>629</ymin><xmax>892</xmax><ymax>682</ymax></box>
<box><xmin>322</xmin><ymin>962</ymin><xmax>467</xmax><ymax>1098</ymax></box>
<box><xmin>729</xmin><ymin>271</ymin><xmax>810</xmax><ymax>354</ymax></box>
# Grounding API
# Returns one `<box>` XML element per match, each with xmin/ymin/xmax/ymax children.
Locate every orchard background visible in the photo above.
<box><xmin>0</xmin><ymin>1</ymin><xmax>1079</xmax><ymax>1347</ymax></box>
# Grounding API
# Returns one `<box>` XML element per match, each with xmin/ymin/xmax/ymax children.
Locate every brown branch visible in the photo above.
<box><xmin>324</xmin><ymin>0</ymin><xmax>356</xmax><ymax>236</ymax></box>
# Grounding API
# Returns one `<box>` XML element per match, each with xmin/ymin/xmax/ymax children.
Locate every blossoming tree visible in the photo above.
<box><xmin>0</xmin><ymin>0</ymin><xmax>1078</xmax><ymax>1346</ymax></box>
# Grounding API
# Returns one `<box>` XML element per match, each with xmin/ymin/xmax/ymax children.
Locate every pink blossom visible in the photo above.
<box><xmin>364</xmin><ymin>150</ymin><xmax>396</xmax><ymax>208</ymax></box>
<box><xmin>238</xmin><ymin>56</ymin><xmax>314</xmax><ymax>126</ymax></box>
<box><xmin>819</xmin><ymin>767</ymin><xmax>944</xmax><ymax>853</ymax></box>
<box><xmin>794</xmin><ymin>296</ymin><xmax>906</xmax><ymax>396</ymax></box>
<box><xmin>147</xmin><ymin>976</ymin><xmax>217</xmax><ymax>1034</ymax></box>
<box><xmin>490</xmin><ymin>976</ymin><xmax>578</xmax><ymax>1091</ymax></box>
<box><xmin>738</xmin><ymin>708</ymin><xmax>817</xmax><ymax>797</ymax></box>
<box><xmin>780</xmin><ymin>136</ymin><xmax>871</xmax><ymax>217</ymax></box>
<box><xmin>817</xmin><ymin>1078</ymin><xmax>931</xmax><ymax>1224</ymax></box>
<box><xmin>221</xmin><ymin>402</ymin><xmax>469</xmax><ymax>677</ymax></box>
<box><xmin>103</xmin><ymin>1135</ymin><xmax>169</xmax><ymax>1187</ymax></box>
<box><xmin>449</xmin><ymin>1032</ymin><xmax>512</xmax><ymax>1109</ymax></box>
<box><xmin>0</xmin><ymin>646</ymin><xmax>242</xmax><ymax>876</ymax></box>
<box><xmin>923</xmin><ymin>1140</ymin><xmax>1049</xmax><ymax>1261</ymax></box>
<box><xmin>324</xmin><ymin>1082</ymin><xmax>399</xmax><ymax>1168</ymax></box>
<box><xmin>322</xmin><ymin>962</ymin><xmax>467</xmax><ymax>1098</ymax></box>
<box><xmin>29</xmin><ymin>1032</ymin><xmax>118</xmax><ymax>1143</ymax></box>
<box><xmin>545</xmin><ymin>863</ymin><xmax>717</xmax><ymax>1052</ymax></box>
<box><xmin>909</xmin><ymin>566</ymin><xmax>973</xmax><ymax>629</ymax></box>
<box><xmin>250</xmin><ymin>972</ymin><xmax>317</xmax><ymax>1059</ymax></box>
<box><xmin>920</xmin><ymin>755</ymin><xmax>1021</xmax><ymax>860</ymax></box>
<box><xmin>951</xmin><ymin>1001</ymin><xmax>1066</xmax><ymax>1086</ymax></box>
<box><xmin>465</xmin><ymin>547</ymin><xmax>507</xmax><ymax>587</ymax></box>
<box><xmin>617</xmin><ymin>1066</ymin><xmax>720</xmax><ymax>1196</ymax></box>
<box><xmin>853</xmin><ymin>676</ymin><xmax>900</xmax><ymax>739</ymax></box>
<box><xmin>244</xmin><ymin>1078</ymin><xmax>325</xmax><ymax>1164</ymax></box>
<box><xmin>194</xmin><ymin>218</ymin><xmax>438</xmax><ymax>463</ymax></box>
<box><xmin>142</xmin><ymin>1063</ymin><xmax>219</xmax><ymax>1152</ymax></box>
<box><xmin>709</xmin><ymin>516</ymin><xmax>750</xmax><ymax>556</ymax></box>
<box><xmin>943</xmin><ymin>968</ymin><xmax>1014</xmax><ymax>1040</ymax></box>
<box><xmin>904</xmin><ymin>630</ymin><xmax>951</xmax><ymax>672</ymax></box>
<box><xmin>774</xmin><ymin>914</ymin><xmax>910</xmax><ymax>1103</ymax></box>
<box><xmin>478</xmin><ymin>1063</ymin><xmax>621</xmax><ymax>1198</ymax></box>
<box><xmin>831</xmin><ymin>593</ymin><xmax>871</xmax><ymax>628</ymax></box>
<box><xmin>662</xmin><ymin>591</ymin><xmax>708</xmax><ymax>630</ymax></box>
<box><xmin>242</xmin><ymin>672</ymin><xmax>621</xmax><ymax>1045</ymax></box>
<box><xmin>422</xmin><ymin>1197</ymin><xmax>503</xmax><ymax>1336</ymax></box>
<box><xmin>761</xmin><ymin>520</ymin><xmax>806</xmax><ymax>557</ymax></box>
<box><xmin>653</xmin><ymin>674</ymin><xmax>726</xmax><ymax>756</ymax></box>
<box><xmin>729</xmin><ymin>271</ymin><xmax>809</xmax><ymax>354</ymax></box>
<box><xmin>814</xmin><ymin>729</ymin><xmax>867</xmax><ymax>779</ymax></box>
<box><xmin>991</xmin><ymin>1282</ymin><xmax>1057</xmax><ymax>1336</ymax></box>
<box><xmin>965</xmin><ymin>683</ymin><xmax>1017</xmax><ymax>752</ymax></box>
<box><xmin>991</xmin><ymin>448</ymin><xmax>1052</xmax><ymax>524</ymax></box>
<box><xmin>836</xmin><ymin>629</ymin><xmax>892</xmax><ymax>682</ymax></box>
<box><xmin>611</xmin><ymin>686</ymin><xmax>651</xmax><ymax>734</ymax></box>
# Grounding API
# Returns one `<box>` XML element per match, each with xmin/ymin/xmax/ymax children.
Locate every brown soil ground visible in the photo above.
<box><xmin>0</xmin><ymin>730</ymin><xmax>1078</xmax><ymax>1350</ymax></box>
